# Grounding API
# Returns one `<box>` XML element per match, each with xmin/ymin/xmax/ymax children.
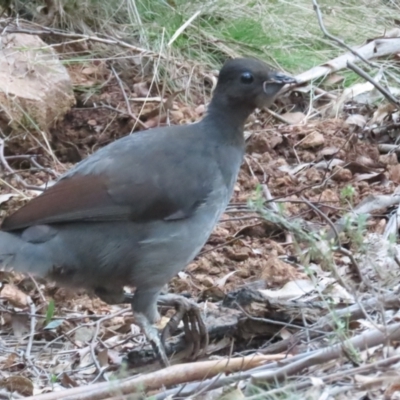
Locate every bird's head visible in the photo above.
<box><xmin>214</xmin><ymin>57</ymin><xmax>296</xmax><ymax>110</ymax></box>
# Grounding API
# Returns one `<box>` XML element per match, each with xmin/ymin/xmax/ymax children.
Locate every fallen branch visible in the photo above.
<box><xmin>254</xmin><ymin>353</ymin><xmax>400</xmax><ymax>398</ymax></box>
<box><xmin>250</xmin><ymin>321</ymin><xmax>400</xmax><ymax>385</ymax></box>
<box><xmin>260</xmin><ymin>292</ymin><xmax>400</xmax><ymax>354</ymax></box>
<box><xmin>24</xmin><ymin>354</ymin><xmax>286</xmax><ymax>400</ymax></box>
<box><xmin>152</xmin><ymin>318</ymin><xmax>400</xmax><ymax>399</ymax></box>
<box><xmin>346</xmin><ymin>61</ymin><xmax>400</xmax><ymax>108</ymax></box>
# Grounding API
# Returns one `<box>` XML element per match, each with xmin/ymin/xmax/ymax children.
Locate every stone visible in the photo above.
<box><xmin>0</xmin><ymin>33</ymin><xmax>75</xmax><ymax>134</ymax></box>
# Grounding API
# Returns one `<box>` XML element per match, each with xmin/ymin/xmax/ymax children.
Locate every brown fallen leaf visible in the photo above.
<box><xmin>0</xmin><ymin>283</ymin><xmax>29</xmax><ymax>308</ymax></box>
<box><xmin>0</xmin><ymin>376</ymin><xmax>33</xmax><ymax>396</ymax></box>
<box><xmin>298</xmin><ymin>131</ymin><xmax>324</xmax><ymax>149</ymax></box>
<box><xmin>389</xmin><ymin>165</ymin><xmax>400</xmax><ymax>184</ymax></box>
<box><xmin>61</xmin><ymin>373</ymin><xmax>79</xmax><ymax>388</ymax></box>
<box><xmin>280</xmin><ymin>111</ymin><xmax>306</xmax><ymax>125</ymax></box>
<box><xmin>11</xmin><ymin>313</ymin><xmax>31</xmax><ymax>337</ymax></box>
<box><xmin>331</xmin><ymin>166</ymin><xmax>352</xmax><ymax>182</ymax></box>
<box><xmin>345</xmin><ymin>114</ymin><xmax>367</xmax><ymax>128</ymax></box>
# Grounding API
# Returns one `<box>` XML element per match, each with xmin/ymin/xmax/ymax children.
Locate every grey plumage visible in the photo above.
<box><xmin>0</xmin><ymin>57</ymin><xmax>295</xmax><ymax>363</ymax></box>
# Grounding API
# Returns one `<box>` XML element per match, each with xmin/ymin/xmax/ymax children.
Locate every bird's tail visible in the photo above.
<box><xmin>0</xmin><ymin>231</ymin><xmax>51</xmax><ymax>275</ymax></box>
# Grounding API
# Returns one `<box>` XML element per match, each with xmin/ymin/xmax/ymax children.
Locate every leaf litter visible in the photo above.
<box><xmin>1</xmin><ymin>14</ymin><xmax>400</xmax><ymax>400</ymax></box>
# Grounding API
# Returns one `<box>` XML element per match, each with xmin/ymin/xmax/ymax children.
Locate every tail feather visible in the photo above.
<box><xmin>0</xmin><ymin>231</ymin><xmax>51</xmax><ymax>276</ymax></box>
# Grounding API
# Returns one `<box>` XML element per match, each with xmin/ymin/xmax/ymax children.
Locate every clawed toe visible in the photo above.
<box><xmin>133</xmin><ymin>312</ymin><xmax>170</xmax><ymax>367</ymax></box>
<box><xmin>158</xmin><ymin>294</ymin><xmax>208</xmax><ymax>359</ymax></box>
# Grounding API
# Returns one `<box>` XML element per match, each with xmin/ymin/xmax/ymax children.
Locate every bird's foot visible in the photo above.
<box><xmin>158</xmin><ymin>293</ymin><xmax>208</xmax><ymax>360</ymax></box>
<box><xmin>132</xmin><ymin>312</ymin><xmax>170</xmax><ymax>367</ymax></box>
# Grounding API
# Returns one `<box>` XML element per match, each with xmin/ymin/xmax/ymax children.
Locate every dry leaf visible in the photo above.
<box><xmin>299</xmin><ymin>131</ymin><xmax>325</xmax><ymax>149</ymax></box>
<box><xmin>0</xmin><ymin>193</ymin><xmax>14</xmax><ymax>205</ymax></box>
<box><xmin>260</xmin><ymin>279</ymin><xmax>316</xmax><ymax>300</ymax></box>
<box><xmin>389</xmin><ymin>165</ymin><xmax>400</xmax><ymax>184</ymax></box>
<box><xmin>384</xmin><ymin>382</ymin><xmax>400</xmax><ymax>399</ymax></box>
<box><xmin>331</xmin><ymin>166</ymin><xmax>352</xmax><ymax>182</ymax></box>
<box><xmin>0</xmin><ymin>283</ymin><xmax>29</xmax><ymax>308</ymax></box>
<box><xmin>309</xmin><ymin>377</ymin><xmax>324</xmax><ymax>387</ymax></box>
<box><xmin>133</xmin><ymin>82</ymin><xmax>150</xmax><ymax>97</ymax></box>
<box><xmin>315</xmin><ymin>158</ymin><xmax>344</xmax><ymax>171</ymax></box>
<box><xmin>371</xmin><ymin>103</ymin><xmax>396</xmax><ymax>124</ymax></box>
<box><xmin>11</xmin><ymin>314</ymin><xmax>30</xmax><ymax>337</ymax></box>
<box><xmin>217</xmin><ymin>387</ymin><xmax>245</xmax><ymax>400</ymax></box>
<box><xmin>278</xmin><ymin>163</ymin><xmax>310</xmax><ymax>175</ymax></box>
<box><xmin>74</xmin><ymin>326</ymin><xmax>95</xmax><ymax>343</ymax></box>
<box><xmin>97</xmin><ymin>348</ymin><xmax>109</xmax><ymax>367</ymax></box>
<box><xmin>0</xmin><ymin>376</ymin><xmax>33</xmax><ymax>396</ymax></box>
<box><xmin>379</xmin><ymin>153</ymin><xmax>398</xmax><ymax>166</ymax></box>
<box><xmin>319</xmin><ymin>147</ymin><xmax>339</xmax><ymax>158</ymax></box>
<box><xmin>281</xmin><ymin>111</ymin><xmax>306</xmax><ymax>124</ymax></box>
<box><xmin>216</xmin><ymin>271</ymin><xmax>237</xmax><ymax>289</ymax></box>
<box><xmin>323</xmin><ymin>73</ymin><xmax>344</xmax><ymax>86</ymax></box>
<box><xmin>61</xmin><ymin>373</ymin><xmax>78</xmax><ymax>388</ymax></box>
<box><xmin>345</xmin><ymin>114</ymin><xmax>367</xmax><ymax>128</ymax></box>
<box><xmin>354</xmin><ymin>172</ymin><xmax>387</xmax><ymax>184</ymax></box>
<box><xmin>82</xmin><ymin>67</ymin><xmax>97</xmax><ymax>75</ymax></box>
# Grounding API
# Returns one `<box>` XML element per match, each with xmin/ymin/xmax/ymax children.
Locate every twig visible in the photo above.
<box><xmin>235</xmin><ymin>303</ymin><xmax>326</xmax><ymax>334</ymax></box>
<box><xmin>25</xmin><ymin>296</ymin><xmax>36</xmax><ymax>360</ymax></box>
<box><xmin>0</xmin><ymin>139</ymin><xmax>47</xmax><ymax>192</ymax></box>
<box><xmin>312</xmin><ymin>0</ymin><xmax>373</xmax><ymax>67</ymax></box>
<box><xmin>43</xmin><ymin>307</ymin><xmax>131</xmax><ymax>350</ymax></box>
<box><xmin>28</xmin><ymin>274</ymin><xmax>47</xmax><ymax>303</ymax></box>
<box><xmin>147</xmin><ymin>319</ymin><xmax>400</xmax><ymax>400</ymax></box>
<box><xmin>326</xmin><ymin>192</ymin><xmax>400</xmax><ymax>241</ymax></box>
<box><xmin>248</xmin><ymin>354</ymin><xmax>400</xmax><ymax>398</ymax></box>
<box><xmin>346</xmin><ymin>61</ymin><xmax>400</xmax><ymax>108</ymax></box>
<box><xmin>251</xmin><ymin>321</ymin><xmax>400</xmax><ymax>384</ymax></box>
<box><xmin>264</xmin><ymin>108</ymin><xmax>298</xmax><ymax>125</ymax></box>
<box><xmin>260</xmin><ymin>292</ymin><xmax>400</xmax><ymax>355</ymax></box>
<box><xmin>378</xmin><ymin>142</ymin><xmax>400</xmax><ymax>154</ymax></box>
<box><xmin>110</xmin><ymin>66</ymin><xmax>148</xmax><ymax>129</ymax></box>
<box><xmin>88</xmin><ymin>342</ymin><xmax>108</xmax><ymax>383</ymax></box>
<box><xmin>22</xmin><ymin>354</ymin><xmax>286</xmax><ymax>400</ymax></box>
<box><xmin>300</xmin><ymin>196</ymin><xmax>341</xmax><ymax>245</ymax></box>
<box><xmin>336</xmin><ymin>246</ymin><xmax>370</xmax><ymax>287</ymax></box>
<box><xmin>305</xmin><ymin>0</ymin><xmax>400</xmax><ymax>88</ymax></box>
<box><xmin>262</xmin><ymin>183</ymin><xmax>279</xmax><ymax>213</ymax></box>
<box><xmin>4</xmin><ymin>23</ymin><xmax>158</xmax><ymax>59</ymax></box>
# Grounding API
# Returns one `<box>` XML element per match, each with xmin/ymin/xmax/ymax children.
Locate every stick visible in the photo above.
<box><xmin>346</xmin><ymin>61</ymin><xmax>400</xmax><ymax>108</ymax></box>
<box><xmin>23</xmin><ymin>354</ymin><xmax>287</xmax><ymax>400</ymax></box>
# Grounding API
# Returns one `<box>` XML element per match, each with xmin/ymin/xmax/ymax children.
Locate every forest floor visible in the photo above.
<box><xmin>1</xmin><ymin>1</ymin><xmax>400</xmax><ymax>399</ymax></box>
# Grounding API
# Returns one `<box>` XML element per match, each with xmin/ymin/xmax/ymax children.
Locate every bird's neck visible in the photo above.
<box><xmin>203</xmin><ymin>93</ymin><xmax>254</xmax><ymax>138</ymax></box>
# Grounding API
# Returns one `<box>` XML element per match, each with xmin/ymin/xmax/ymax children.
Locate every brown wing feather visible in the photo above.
<box><xmin>1</xmin><ymin>174</ymin><xmax>130</xmax><ymax>231</ymax></box>
<box><xmin>2</xmin><ymin>125</ymin><xmax>216</xmax><ymax>232</ymax></box>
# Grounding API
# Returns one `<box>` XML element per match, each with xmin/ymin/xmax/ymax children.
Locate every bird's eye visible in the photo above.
<box><xmin>240</xmin><ymin>72</ymin><xmax>254</xmax><ymax>84</ymax></box>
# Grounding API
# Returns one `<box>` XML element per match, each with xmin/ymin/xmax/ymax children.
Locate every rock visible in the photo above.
<box><xmin>0</xmin><ymin>33</ymin><xmax>75</xmax><ymax>134</ymax></box>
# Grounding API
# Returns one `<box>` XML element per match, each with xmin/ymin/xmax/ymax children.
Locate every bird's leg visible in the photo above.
<box><xmin>130</xmin><ymin>310</ymin><xmax>170</xmax><ymax>367</ymax></box>
<box><xmin>95</xmin><ymin>288</ymin><xmax>209</xmax><ymax>362</ymax></box>
<box><xmin>95</xmin><ymin>286</ymin><xmax>170</xmax><ymax>366</ymax></box>
<box><xmin>130</xmin><ymin>288</ymin><xmax>171</xmax><ymax>367</ymax></box>
<box><xmin>157</xmin><ymin>293</ymin><xmax>209</xmax><ymax>359</ymax></box>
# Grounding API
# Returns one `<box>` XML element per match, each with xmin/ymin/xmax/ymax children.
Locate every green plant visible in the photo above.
<box><xmin>340</xmin><ymin>185</ymin><xmax>356</xmax><ymax>206</ymax></box>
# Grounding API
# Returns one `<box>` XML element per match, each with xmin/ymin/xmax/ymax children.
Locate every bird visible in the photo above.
<box><xmin>0</xmin><ymin>57</ymin><xmax>296</xmax><ymax>366</ymax></box>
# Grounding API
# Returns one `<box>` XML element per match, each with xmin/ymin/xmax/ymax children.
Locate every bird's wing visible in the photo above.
<box><xmin>2</xmin><ymin>126</ymin><xmax>215</xmax><ymax>231</ymax></box>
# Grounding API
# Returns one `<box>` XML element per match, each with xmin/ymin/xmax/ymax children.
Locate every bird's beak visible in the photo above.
<box><xmin>261</xmin><ymin>72</ymin><xmax>297</xmax><ymax>104</ymax></box>
<box><xmin>265</xmin><ymin>72</ymin><xmax>297</xmax><ymax>86</ymax></box>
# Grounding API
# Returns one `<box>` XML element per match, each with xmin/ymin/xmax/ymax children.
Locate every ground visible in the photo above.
<box><xmin>1</xmin><ymin>3</ymin><xmax>400</xmax><ymax>399</ymax></box>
